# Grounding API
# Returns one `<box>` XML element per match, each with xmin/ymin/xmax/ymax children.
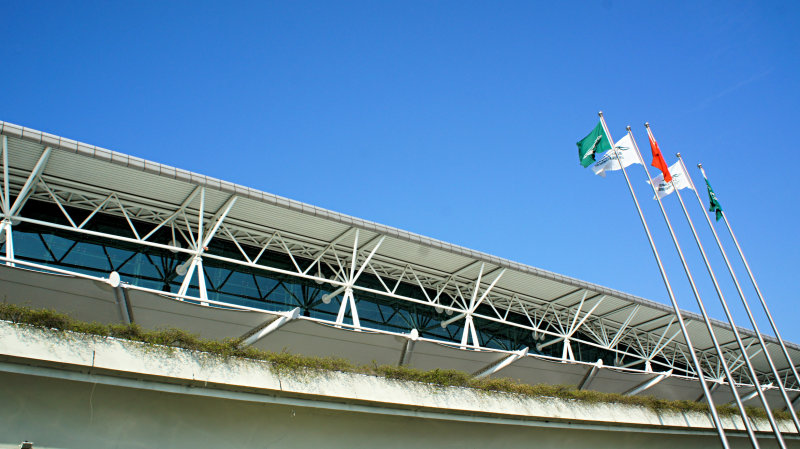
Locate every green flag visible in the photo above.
<box><xmin>705</xmin><ymin>179</ymin><xmax>723</xmax><ymax>221</ymax></box>
<box><xmin>576</xmin><ymin>121</ymin><xmax>611</xmax><ymax>168</ymax></box>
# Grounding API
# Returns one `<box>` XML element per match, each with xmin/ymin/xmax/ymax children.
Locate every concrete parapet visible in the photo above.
<box><xmin>0</xmin><ymin>320</ymin><xmax>796</xmax><ymax>448</ymax></box>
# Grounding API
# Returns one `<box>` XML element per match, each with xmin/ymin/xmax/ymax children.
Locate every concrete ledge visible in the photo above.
<box><xmin>0</xmin><ymin>320</ymin><xmax>796</xmax><ymax>440</ymax></box>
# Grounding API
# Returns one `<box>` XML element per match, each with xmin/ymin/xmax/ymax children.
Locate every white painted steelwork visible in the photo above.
<box><xmin>0</xmin><ymin>120</ymin><xmax>798</xmax><ymax>407</ymax></box>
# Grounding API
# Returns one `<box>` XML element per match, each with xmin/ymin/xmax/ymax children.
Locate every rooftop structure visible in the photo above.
<box><xmin>0</xmin><ymin>119</ymin><xmax>798</xmax><ymax>409</ymax></box>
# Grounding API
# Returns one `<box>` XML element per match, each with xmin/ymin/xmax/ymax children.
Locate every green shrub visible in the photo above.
<box><xmin>0</xmin><ymin>302</ymin><xmax>790</xmax><ymax>421</ymax></box>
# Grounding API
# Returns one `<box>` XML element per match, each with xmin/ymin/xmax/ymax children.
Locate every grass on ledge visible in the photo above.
<box><xmin>0</xmin><ymin>302</ymin><xmax>789</xmax><ymax>421</ymax></box>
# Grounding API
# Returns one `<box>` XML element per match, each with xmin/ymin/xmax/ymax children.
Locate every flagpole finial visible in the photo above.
<box><xmin>598</xmin><ymin>111</ymin><xmax>604</xmax><ymax>117</ymax></box>
<box><xmin>676</xmin><ymin>153</ymin><xmax>681</xmax><ymax>158</ymax></box>
<box><xmin>644</xmin><ymin>122</ymin><xmax>650</xmax><ymax>127</ymax></box>
<box><xmin>697</xmin><ymin>163</ymin><xmax>703</xmax><ymax>168</ymax></box>
<box><xmin>626</xmin><ymin>125</ymin><xmax>632</xmax><ymax>131</ymax></box>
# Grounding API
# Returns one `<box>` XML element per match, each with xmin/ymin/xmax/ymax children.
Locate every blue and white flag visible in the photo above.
<box><xmin>648</xmin><ymin>161</ymin><xmax>693</xmax><ymax>199</ymax></box>
<box><xmin>591</xmin><ymin>134</ymin><xmax>643</xmax><ymax>177</ymax></box>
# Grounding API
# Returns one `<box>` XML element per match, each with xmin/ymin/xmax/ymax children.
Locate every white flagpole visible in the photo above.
<box><xmin>695</xmin><ymin>163</ymin><xmax>800</xmax><ymax>419</ymax></box>
<box><xmin>643</xmin><ymin>123</ymin><xmax>785</xmax><ymax>447</ymax></box>
<box><xmin>596</xmin><ymin>113</ymin><xmax>730</xmax><ymax>449</ymax></box>
<box><xmin>672</xmin><ymin>154</ymin><xmax>788</xmax><ymax>444</ymax></box>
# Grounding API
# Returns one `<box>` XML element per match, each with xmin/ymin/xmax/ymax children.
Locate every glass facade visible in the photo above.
<box><xmin>4</xmin><ymin>199</ymin><xmax>638</xmax><ymax>366</ymax></box>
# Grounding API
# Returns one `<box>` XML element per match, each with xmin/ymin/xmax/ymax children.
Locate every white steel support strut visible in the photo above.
<box><xmin>334</xmin><ymin>230</ymin><xmax>385</xmax><ymax>329</ymax></box>
<box><xmin>469</xmin><ymin>269</ymin><xmax>506</xmax><ymax>313</ymax></box>
<box><xmin>1</xmin><ymin>136</ymin><xmax>8</xmax><ymax>215</ymax></box>
<box><xmin>108</xmin><ymin>272</ymin><xmax>132</xmax><ymax>324</ymax></box>
<box><xmin>578</xmin><ymin>359</ymin><xmax>604</xmax><ymax>390</ymax></box>
<box><xmin>9</xmin><ymin>147</ymin><xmax>52</xmax><ymax>217</ymax></box>
<box><xmin>619</xmin><ymin>325</ymin><xmax>681</xmax><ymax>369</ymax></box>
<box><xmin>732</xmin><ymin>384</ymin><xmax>773</xmax><ymax>405</ymax></box>
<box><xmin>322</xmin><ymin>286</ymin><xmax>347</xmax><ymax>304</ymax></box>
<box><xmin>0</xmin><ymin>136</ymin><xmax>8</xmax><ymax>265</ymax></box>
<box><xmin>696</xmin><ymin>380</ymin><xmax>723</xmax><ymax>403</ymax></box>
<box><xmin>460</xmin><ymin>263</ymin><xmax>485</xmax><ymax>349</ymax></box>
<box><xmin>2</xmin><ymin>147</ymin><xmax>52</xmax><ymax>266</ymax></box>
<box><xmin>607</xmin><ymin>305</ymin><xmax>640</xmax><ymax>349</ymax></box>
<box><xmin>141</xmin><ymin>186</ymin><xmax>202</xmax><ymax>241</ymax></box>
<box><xmin>398</xmin><ymin>329</ymin><xmax>419</xmax><ymax>366</ymax></box>
<box><xmin>334</xmin><ymin>229</ymin><xmax>361</xmax><ymax>327</ymax></box>
<box><xmin>336</xmin><ymin>288</ymin><xmax>360</xmax><ymax>329</ymax></box>
<box><xmin>301</xmin><ymin>227</ymin><xmax>353</xmax><ymax>275</ymax></box>
<box><xmin>178</xmin><ymin>191</ymin><xmax>238</xmax><ymax>302</ymax></box>
<box><xmin>241</xmin><ymin>308</ymin><xmax>301</xmax><ymax>346</ymax></box>
<box><xmin>624</xmin><ymin>370</ymin><xmax>672</xmax><ymax>396</ymax></box>
<box><xmin>729</xmin><ymin>345</ymin><xmax>765</xmax><ymax>375</ymax></box>
<box><xmin>536</xmin><ymin>294</ymin><xmax>605</xmax><ymax>352</ymax></box>
<box><xmin>459</xmin><ymin>267</ymin><xmax>505</xmax><ymax>350</ymax></box>
<box><xmin>473</xmin><ymin>347</ymin><xmax>529</xmax><ymax>379</ymax></box>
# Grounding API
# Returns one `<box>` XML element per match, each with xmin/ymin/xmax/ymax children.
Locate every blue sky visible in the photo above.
<box><xmin>2</xmin><ymin>1</ymin><xmax>798</xmax><ymax>342</ymax></box>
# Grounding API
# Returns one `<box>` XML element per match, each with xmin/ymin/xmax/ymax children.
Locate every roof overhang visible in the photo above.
<box><xmin>1</xmin><ymin>120</ymin><xmax>797</xmax><ymax>387</ymax></box>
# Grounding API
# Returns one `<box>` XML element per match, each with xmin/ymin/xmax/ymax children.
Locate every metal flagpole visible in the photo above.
<box><xmin>689</xmin><ymin>161</ymin><xmax>800</xmax><ymax>429</ymax></box>
<box><xmin>701</xmin><ymin>165</ymin><xmax>800</xmax><ymax>398</ymax></box>
<box><xmin>596</xmin><ymin>113</ymin><xmax>730</xmax><ymax>449</ymax></box>
<box><xmin>672</xmin><ymin>154</ymin><xmax>788</xmax><ymax>445</ymax></box>
<box><xmin>641</xmin><ymin>123</ymin><xmax>784</xmax><ymax>447</ymax></box>
<box><xmin>624</xmin><ymin>122</ymin><xmax>753</xmax><ymax>447</ymax></box>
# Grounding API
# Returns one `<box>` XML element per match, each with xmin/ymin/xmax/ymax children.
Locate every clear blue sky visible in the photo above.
<box><xmin>2</xmin><ymin>1</ymin><xmax>798</xmax><ymax>341</ymax></box>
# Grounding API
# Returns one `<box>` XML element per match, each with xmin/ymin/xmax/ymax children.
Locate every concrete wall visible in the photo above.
<box><xmin>0</xmin><ymin>372</ymin><xmax>775</xmax><ymax>449</ymax></box>
<box><xmin>0</xmin><ymin>321</ymin><xmax>796</xmax><ymax>449</ymax></box>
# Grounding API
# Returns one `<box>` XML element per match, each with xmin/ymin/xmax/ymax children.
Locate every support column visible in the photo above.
<box><xmin>578</xmin><ymin>359</ymin><xmax>604</xmax><ymax>390</ymax></box>
<box><xmin>241</xmin><ymin>308</ymin><xmax>301</xmax><ymax>346</ymax></box>
<box><xmin>624</xmin><ymin>371</ymin><xmax>672</xmax><ymax>396</ymax></box>
<box><xmin>2</xmin><ymin>147</ymin><xmax>53</xmax><ymax>267</ymax></box>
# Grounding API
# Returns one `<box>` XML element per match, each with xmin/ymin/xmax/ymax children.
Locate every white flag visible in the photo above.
<box><xmin>591</xmin><ymin>134</ymin><xmax>643</xmax><ymax>177</ymax></box>
<box><xmin>648</xmin><ymin>161</ymin><xmax>693</xmax><ymax>199</ymax></box>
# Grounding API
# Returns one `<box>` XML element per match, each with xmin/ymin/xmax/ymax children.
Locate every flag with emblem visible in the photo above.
<box><xmin>705</xmin><ymin>178</ymin><xmax>723</xmax><ymax>221</ymax></box>
<box><xmin>648</xmin><ymin>160</ymin><xmax>692</xmax><ymax>199</ymax></box>
<box><xmin>576</xmin><ymin>121</ymin><xmax>612</xmax><ymax>168</ymax></box>
<box><xmin>591</xmin><ymin>134</ymin><xmax>643</xmax><ymax>177</ymax></box>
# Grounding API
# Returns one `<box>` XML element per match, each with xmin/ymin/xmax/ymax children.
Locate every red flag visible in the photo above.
<box><xmin>649</xmin><ymin>134</ymin><xmax>672</xmax><ymax>182</ymax></box>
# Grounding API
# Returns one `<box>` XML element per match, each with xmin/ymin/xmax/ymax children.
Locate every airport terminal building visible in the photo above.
<box><xmin>0</xmin><ymin>120</ymin><xmax>798</xmax><ymax>448</ymax></box>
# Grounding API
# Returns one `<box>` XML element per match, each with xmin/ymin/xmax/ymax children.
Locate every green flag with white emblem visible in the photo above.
<box><xmin>576</xmin><ymin>121</ymin><xmax>612</xmax><ymax>168</ymax></box>
<box><xmin>705</xmin><ymin>178</ymin><xmax>723</xmax><ymax>221</ymax></box>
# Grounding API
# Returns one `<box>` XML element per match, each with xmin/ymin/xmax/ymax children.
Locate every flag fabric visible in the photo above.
<box><xmin>648</xmin><ymin>134</ymin><xmax>672</xmax><ymax>182</ymax></box>
<box><xmin>705</xmin><ymin>178</ymin><xmax>723</xmax><ymax>221</ymax></box>
<box><xmin>648</xmin><ymin>161</ymin><xmax>692</xmax><ymax>199</ymax></box>
<box><xmin>576</xmin><ymin>121</ymin><xmax>612</xmax><ymax>168</ymax></box>
<box><xmin>591</xmin><ymin>134</ymin><xmax>644</xmax><ymax>177</ymax></box>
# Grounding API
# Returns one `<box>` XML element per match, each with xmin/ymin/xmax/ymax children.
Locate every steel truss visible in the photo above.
<box><xmin>0</xmin><ymin>147</ymin><xmax>795</xmax><ymax>394</ymax></box>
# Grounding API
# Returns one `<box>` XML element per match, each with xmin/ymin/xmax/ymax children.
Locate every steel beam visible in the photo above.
<box><xmin>9</xmin><ymin>147</ymin><xmax>52</xmax><ymax>215</ymax></box>
<box><xmin>473</xmin><ymin>347</ymin><xmax>529</xmax><ymax>379</ymax></box>
<box><xmin>695</xmin><ymin>379</ymin><xmax>722</xmax><ymax>402</ymax></box>
<box><xmin>578</xmin><ymin>359</ymin><xmax>604</xmax><ymax>390</ymax></box>
<box><xmin>731</xmin><ymin>384</ymin><xmax>773</xmax><ymax>405</ymax></box>
<box><xmin>241</xmin><ymin>308</ymin><xmax>301</xmax><ymax>346</ymax></box>
<box><xmin>624</xmin><ymin>371</ymin><xmax>672</xmax><ymax>396</ymax></box>
<box><xmin>398</xmin><ymin>329</ymin><xmax>419</xmax><ymax>366</ymax></box>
